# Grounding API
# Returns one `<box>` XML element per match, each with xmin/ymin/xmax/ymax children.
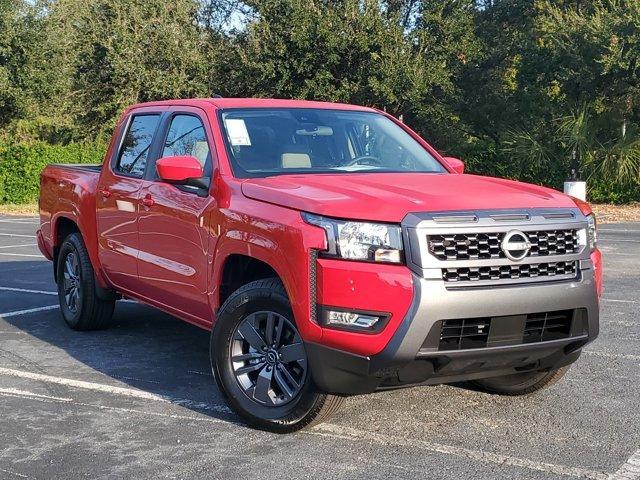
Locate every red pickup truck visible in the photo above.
<box><xmin>37</xmin><ymin>98</ymin><xmax>602</xmax><ymax>432</ymax></box>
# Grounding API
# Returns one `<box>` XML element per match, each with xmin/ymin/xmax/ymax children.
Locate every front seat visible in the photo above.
<box><xmin>280</xmin><ymin>144</ymin><xmax>312</xmax><ymax>169</ymax></box>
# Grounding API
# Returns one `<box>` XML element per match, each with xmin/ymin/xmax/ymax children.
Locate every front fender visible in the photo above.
<box><xmin>210</xmin><ymin>201</ymin><xmax>326</xmax><ymax>344</ymax></box>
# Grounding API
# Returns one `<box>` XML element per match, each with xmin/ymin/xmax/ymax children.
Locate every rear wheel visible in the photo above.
<box><xmin>56</xmin><ymin>232</ymin><xmax>115</xmax><ymax>331</ymax></box>
<box><xmin>211</xmin><ymin>278</ymin><xmax>344</xmax><ymax>433</ymax></box>
<box><xmin>471</xmin><ymin>365</ymin><xmax>570</xmax><ymax>395</ymax></box>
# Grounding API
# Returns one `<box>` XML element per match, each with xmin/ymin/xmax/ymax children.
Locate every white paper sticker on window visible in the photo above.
<box><xmin>225</xmin><ymin>119</ymin><xmax>251</xmax><ymax>146</ymax></box>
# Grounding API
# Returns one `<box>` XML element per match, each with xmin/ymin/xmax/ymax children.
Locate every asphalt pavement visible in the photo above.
<box><xmin>0</xmin><ymin>215</ymin><xmax>638</xmax><ymax>480</ymax></box>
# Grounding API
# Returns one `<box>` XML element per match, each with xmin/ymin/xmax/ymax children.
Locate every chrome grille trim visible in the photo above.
<box><xmin>442</xmin><ymin>260</ymin><xmax>578</xmax><ymax>283</ymax></box>
<box><xmin>428</xmin><ymin>229</ymin><xmax>580</xmax><ymax>261</ymax></box>
<box><xmin>402</xmin><ymin>208</ymin><xmax>590</xmax><ymax>286</ymax></box>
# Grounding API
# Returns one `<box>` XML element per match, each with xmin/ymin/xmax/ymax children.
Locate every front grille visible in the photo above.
<box><xmin>428</xmin><ymin>229</ymin><xmax>579</xmax><ymax>261</ymax></box>
<box><xmin>437</xmin><ymin>310</ymin><xmax>576</xmax><ymax>351</ymax></box>
<box><xmin>523</xmin><ymin>310</ymin><xmax>573</xmax><ymax>343</ymax></box>
<box><xmin>442</xmin><ymin>260</ymin><xmax>577</xmax><ymax>283</ymax></box>
<box><xmin>439</xmin><ymin>318</ymin><xmax>491</xmax><ymax>350</ymax></box>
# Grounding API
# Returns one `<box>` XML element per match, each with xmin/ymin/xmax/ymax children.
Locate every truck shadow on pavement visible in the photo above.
<box><xmin>1</xmin><ymin>262</ymin><xmax>484</xmax><ymax>427</ymax></box>
<box><xmin>1</xmin><ymin>263</ymin><xmax>237</xmax><ymax>423</ymax></box>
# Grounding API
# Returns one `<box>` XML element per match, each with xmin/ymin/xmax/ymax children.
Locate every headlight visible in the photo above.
<box><xmin>578</xmin><ymin>213</ymin><xmax>597</xmax><ymax>251</ymax></box>
<box><xmin>302</xmin><ymin>213</ymin><xmax>404</xmax><ymax>263</ymax></box>
<box><xmin>586</xmin><ymin>213</ymin><xmax>597</xmax><ymax>251</ymax></box>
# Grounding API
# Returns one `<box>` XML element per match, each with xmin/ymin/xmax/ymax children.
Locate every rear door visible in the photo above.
<box><xmin>136</xmin><ymin>108</ymin><xmax>216</xmax><ymax>322</ymax></box>
<box><xmin>96</xmin><ymin>111</ymin><xmax>162</xmax><ymax>291</ymax></box>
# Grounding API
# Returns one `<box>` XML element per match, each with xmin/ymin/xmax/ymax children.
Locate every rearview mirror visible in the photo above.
<box><xmin>443</xmin><ymin>156</ymin><xmax>465</xmax><ymax>174</ymax></box>
<box><xmin>156</xmin><ymin>155</ymin><xmax>204</xmax><ymax>182</ymax></box>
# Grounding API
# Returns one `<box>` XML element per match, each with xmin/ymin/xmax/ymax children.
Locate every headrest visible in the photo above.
<box><xmin>281</xmin><ymin>152</ymin><xmax>311</xmax><ymax>168</ymax></box>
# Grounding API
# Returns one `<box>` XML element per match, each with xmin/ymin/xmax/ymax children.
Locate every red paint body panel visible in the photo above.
<box><xmin>37</xmin><ymin>97</ymin><xmax>601</xmax><ymax>359</ymax></box>
<box><xmin>156</xmin><ymin>155</ymin><xmax>204</xmax><ymax>181</ymax></box>
<box><xmin>209</xmin><ymin>183</ymin><xmax>327</xmax><ymax>342</ymax></box>
<box><xmin>241</xmin><ymin>173</ymin><xmax>577</xmax><ymax>223</ymax></box>
<box><xmin>137</xmin><ymin>180</ymin><xmax>214</xmax><ymax>323</ymax></box>
<box><xmin>592</xmin><ymin>249</ymin><xmax>604</xmax><ymax>298</ymax></box>
<box><xmin>315</xmin><ymin>259</ymin><xmax>414</xmax><ymax>355</ymax></box>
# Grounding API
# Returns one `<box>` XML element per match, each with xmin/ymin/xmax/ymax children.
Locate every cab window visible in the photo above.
<box><xmin>161</xmin><ymin>114</ymin><xmax>211</xmax><ymax>176</ymax></box>
<box><xmin>115</xmin><ymin>114</ymin><xmax>161</xmax><ymax>177</ymax></box>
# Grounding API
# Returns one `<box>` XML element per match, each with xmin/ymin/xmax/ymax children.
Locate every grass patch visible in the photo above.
<box><xmin>0</xmin><ymin>203</ymin><xmax>39</xmax><ymax>216</ymax></box>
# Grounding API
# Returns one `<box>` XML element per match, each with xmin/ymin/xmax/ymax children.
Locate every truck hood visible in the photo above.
<box><xmin>240</xmin><ymin>173</ymin><xmax>577</xmax><ymax>223</ymax></box>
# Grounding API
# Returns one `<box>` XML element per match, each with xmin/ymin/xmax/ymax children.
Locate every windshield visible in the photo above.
<box><xmin>219</xmin><ymin>108</ymin><xmax>447</xmax><ymax>178</ymax></box>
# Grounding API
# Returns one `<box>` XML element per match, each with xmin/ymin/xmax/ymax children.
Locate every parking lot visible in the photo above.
<box><xmin>0</xmin><ymin>215</ymin><xmax>638</xmax><ymax>479</ymax></box>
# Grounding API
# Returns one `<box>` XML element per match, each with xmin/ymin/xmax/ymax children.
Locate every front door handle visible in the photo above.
<box><xmin>142</xmin><ymin>194</ymin><xmax>154</xmax><ymax>207</ymax></box>
<box><xmin>99</xmin><ymin>187</ymin><xmax>111</xmax><ymax>198</ymax></box>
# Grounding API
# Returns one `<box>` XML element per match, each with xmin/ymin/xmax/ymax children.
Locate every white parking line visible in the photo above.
<box><xmin>0</xmin><ymin>286</ymin><xmax>56</xmax><ymax>296</ymax></box>
<box><xmin>0</xmin><ymin>367</ymin><xmax>232</xmax><ymax>414</ymax></box>
<box><xmin>310</xmin><ymin>424</ymin><xmax>609</xmax><ymax>479</ymax></box>
<box><xmin>0</xmin><ymin>467</ymin><xmax>28</xmax><ymax>479</ymax></box>
<box><xmin>0</xmin><ymin>219</ymin><xmax>38</xmax><ymax>224</ymax></box>
<box><xmin>0</xmin><ymin>305</ymin><xmax>59</xmax><ymax>318</ymax></box>
<box><xmin>0</xmin><ymin>367</ymin><xmax>612</xmax><ymax>479</ymax></box>
<box><xmin>611</xmin><ymin>449</ymin><xmax>640</xmax><ymax>480</ymax></box>
<box><xmin>602</xmin><ymin>298</ymin><xmax>638</xmax><ymax>305</ymax></box>
<box><xmin>0</xmin><ymin>252</ymin><xmax>43</xmax><ymax>258</ymax></box>
<box><xmin>0</xmin><ymin>244</ymin><xmax>37</xmax><ymax>249</ymax></box>
<box><xmin>0</xmin><ymin>387</ymin><xmax>72</xmax><ymax>402</ymax></box>
<box><xmin>0</xmin><ymin>387</ymin><xmax>227</xmax><ymax>425</ymax></box>
<box><xmin>0</xmin><ymin>233</ymin><xmax>35</xmax><ymax>238</ymax></box>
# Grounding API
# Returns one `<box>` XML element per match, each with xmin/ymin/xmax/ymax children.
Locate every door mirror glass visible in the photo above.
<box><xmin>443</xmin><ymin>156</ymin><xmax>465</xmax><ymax>174</ymax></box>
<box><xmin>156</xmin><ymin>155</ymin><xmax>204</xmax><ymax>183</ymax></box>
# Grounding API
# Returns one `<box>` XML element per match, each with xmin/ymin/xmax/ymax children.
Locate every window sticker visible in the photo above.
<box><xmin>225</xmin><ymin>118</ymin><xmax>252</xmax><ymax>146</ymax></box>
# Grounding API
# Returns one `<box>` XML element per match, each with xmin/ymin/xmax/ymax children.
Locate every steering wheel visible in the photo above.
<box><xmin>344</xmin><ymin>155</ymin><xmax>383</xmax><ymax>167</ymax></box>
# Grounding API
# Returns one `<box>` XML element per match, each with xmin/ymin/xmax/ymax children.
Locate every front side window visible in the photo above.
<box><xmin>116</xmin><ymin>114</ymin><xmax>161</xmax><ymax>177</ymax></box>
<box><xmin>162</xmin><ymin>114</ymin><xmax>211</xmax><ymax>170</ymax></box>
<box><xmin>219</xmin><ymin>108</ymin><xmax>446</xmax><ymax>178</ymax></box>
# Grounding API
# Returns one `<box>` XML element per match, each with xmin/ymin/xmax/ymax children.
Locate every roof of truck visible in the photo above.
<box><xmin>128</xmin><ymin>97</ymin><xmax>378</xmax><ymax>112</ymax></box>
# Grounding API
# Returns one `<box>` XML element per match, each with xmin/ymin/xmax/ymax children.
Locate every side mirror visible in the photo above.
<box><xmin>443</xmin><ymin>156</ymin><xmax>465</xmax><ymax>174</ymax></box>
<box><xmin>156</xmin><ymin>155</ymin><xmax>204</xmax><ymax>182</ymax></box>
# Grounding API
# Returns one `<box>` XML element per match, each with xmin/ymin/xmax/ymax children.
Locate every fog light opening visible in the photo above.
<box><xmin>318</xmin><ymin>306</ymin><xmax>390</xmax><ymax>333</ymax></box>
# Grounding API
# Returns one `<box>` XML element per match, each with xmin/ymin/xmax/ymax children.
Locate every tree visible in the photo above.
<box><xmin>47</xmin><ymin>0</ymin><xmax>220</xmax><ymax>135</ymax></box>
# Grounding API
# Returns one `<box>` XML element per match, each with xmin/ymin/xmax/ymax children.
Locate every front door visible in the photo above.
<box><xmin>96</xmin><ymin>112</ymin><xmax>162</xmax><ymax>292</ymax></box>
<box><xmin>136</xmin><ymin>111</ymin><xmax>215</xmax><ymax>322</ymax></box>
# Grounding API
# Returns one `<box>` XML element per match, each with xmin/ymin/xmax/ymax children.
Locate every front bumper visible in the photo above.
<box><xmin>306</xmin><ymin>268</ymin><xmax>599</xmax><ymax>395</ymax></box>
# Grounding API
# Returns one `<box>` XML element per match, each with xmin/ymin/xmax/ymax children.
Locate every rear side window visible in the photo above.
<box><xmin>162</xmin><ymin>115</ymin><xmax>211</xmax><ymax>172</ymax></box>
<box><xmin>116</xmin><ymin>114</ymin><xmax>161</xmax><ymax>177</ymax></box>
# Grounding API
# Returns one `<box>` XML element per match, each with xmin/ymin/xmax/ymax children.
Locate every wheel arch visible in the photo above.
<box><xmin>215</xmin><ymin>253</ymin><xmax>285</xmax><ymax>310</ymax></box>
<box><xmin>52</xmin><ymin>215</ymin><xmax>80</xmax><ymax>279</ymax></box>
<box><xmin>51</xmin><ymin>213</ymin><xmax>109</xmax><ymax>290</ymax></box>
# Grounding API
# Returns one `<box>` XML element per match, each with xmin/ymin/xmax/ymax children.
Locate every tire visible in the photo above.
<box><xmin>56</xmin><ymin>232</ymin><xmax>115</xmax><ymax>331</ymax></box>
<box><xmin>211</xmin><ymin>278</ymin><xmax>344</xmax><ymax>433</ymax></box>
<box><xmin>471</xmin><ymin>365</ymin><xmax>571</xmax><ymax>396</ymax></box>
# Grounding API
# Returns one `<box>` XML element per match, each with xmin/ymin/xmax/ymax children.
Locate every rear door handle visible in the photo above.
<box><xmin>99</xmin><ymin>187</ymin><xmax>111</xmax><ymax>198</ymax></box>
<box><xmin>142</xmin><ymin>194</ymin><xmax>154</xmax><ymax>207</ymax></box>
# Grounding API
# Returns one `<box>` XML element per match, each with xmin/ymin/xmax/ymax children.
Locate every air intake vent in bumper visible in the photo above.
<box><xmin>436</xmin><ymin>310</ymin><xmax>580</xmax><ymax>351</ymax></box>
<box><xmin>523</xmin><ymin>310</ymin><xmax>573</xmax><ymax>343</ymax></box>
<box><xmin>439</xmin><ymin>318</ymin><xmax>491</xmax><ymax>350</ymax></box>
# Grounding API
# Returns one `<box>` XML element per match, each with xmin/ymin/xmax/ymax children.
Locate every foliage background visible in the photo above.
<box><xmin>1</xmin><ymin>0</ymin><xmax>639</xmax><ymax>204</ymax></box>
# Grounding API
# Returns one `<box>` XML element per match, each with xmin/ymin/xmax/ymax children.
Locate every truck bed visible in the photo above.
<box><xmin>50</xmin><ymin>163</ymin><xmax>102</xmax><ymax>173</ymax></box>
<box><xmin>38</xmin><ymin>163</ymin><xmax>102</xmax><ymax>260</ymax></box>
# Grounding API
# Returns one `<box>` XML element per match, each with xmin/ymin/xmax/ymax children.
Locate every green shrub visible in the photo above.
<box><xmin>0</xmin><ymin>141</ymin><xmax>106</xmax><ymax>204</ymax></box>
<box><xmin>0</xmin><ymin>138</ymin><xmax>637</xmax><ymax>205</ymax></box>
<box><xmin>587</xmin><ymin>179</ymin><xmax>640</xmax><ymax>204</ymax></box>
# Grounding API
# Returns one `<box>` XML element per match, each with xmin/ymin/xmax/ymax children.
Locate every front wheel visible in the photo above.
<box><xmin>211</xmin><ymin>278</ymin><xmax>344</xmax><ymax>433</ymax></box>
<box><xmin>471</xmin><ymin>365</ymin><xmax>571</xmax><ymax>395</ymax></box>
